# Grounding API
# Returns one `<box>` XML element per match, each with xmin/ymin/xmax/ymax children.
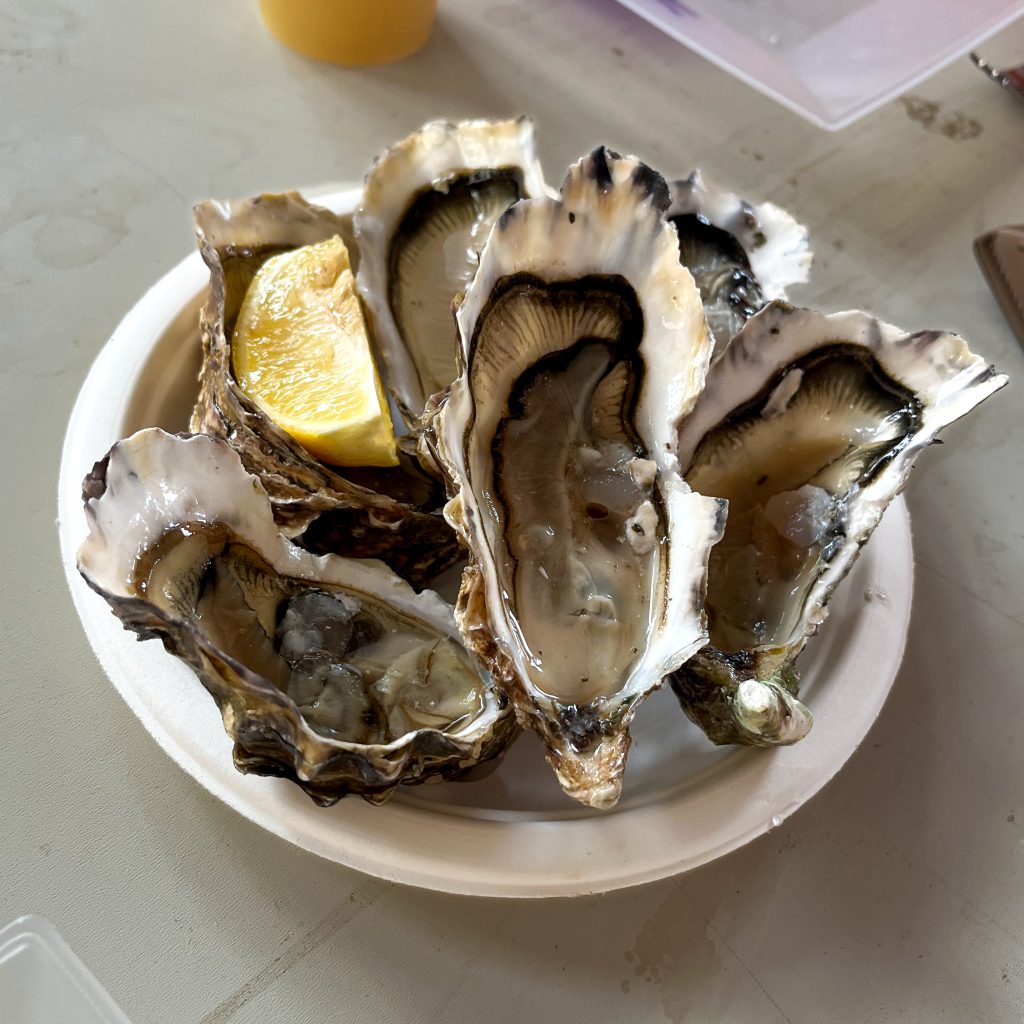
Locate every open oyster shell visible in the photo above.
<box><xmin>672</xmin><ymin>302</ymin><xmax>1007</xmax><ymax>746</ymax></box>
<box><xmin>192</xmin><ymin>192</ymin><xmax>458</xmax><ymax>589</ymax></box>
<box><xmin>435</xmin><ymin>148</ymin><xmax>726</xmax><ymax>808</ymax></box>
<box><xmin>355</xmin><ymin>117</ymin><xmax>552</xmax><ymax>423</ymax></box>
<box><xmin>668</xmin><ymin>171</ymin><xmax>811</xmax><ymax>357</ymax></box>
<box><xmin>77</xmin><ymin>429</ymin><xmax>516</xmax><ymax>805</ymax></box>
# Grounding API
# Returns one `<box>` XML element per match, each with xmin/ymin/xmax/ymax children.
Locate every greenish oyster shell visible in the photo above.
<box><xmin>672</xmin><ymin>302</ymin><xmax>1007</xmax><ymax>747</ymax></box>
<box><xmin>192</xmin><ymin>191</ymin><xmax>458</xmax><ymax>590</ymax></box>
<box><xmin>435</xmin><ymin>148</ymin><xmax>725</xmax><ymax>809</ymax></box>
<box><xmin>78</xmin><ymin>429</ymin><xmax>516</xmax><ymax>806</ymax></box>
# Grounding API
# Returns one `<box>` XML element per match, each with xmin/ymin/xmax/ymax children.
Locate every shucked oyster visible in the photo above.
<box><xmin>436</xmin><ymin>148</ymin><xmax>726</xmax><ymax>808</ymax></box>
<box><xmin>355</xmin><ymin>117</ymin><xmax>551</xmax><ymax>422</ymax></box>
<box><xmin>78</xmin><ymin>429</ymin><xmax>515</xmax><ymax>805</ymax></box>
<box><xmin>192</xmin><ymin>192</ymin><xmax>458</xmax><ymax>588</ymax></box>
<box><xmin>668</xmin><ymin>171</ymin><xmax>811</xmax><ymax>358</ymax></box>
<box><xmin>672</xmin><ymin>302</ymin><xmax>1007</xmax><ymax>746</ymax></box>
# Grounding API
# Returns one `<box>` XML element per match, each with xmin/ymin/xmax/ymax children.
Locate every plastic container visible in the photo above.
<box><xmin>259</xmin><ymin>0</ymin><xmax>438</xmax><ymax>66</ymax></box>
<box><xmin>611</xmin><ymin>0</ymin><xmax>1024</xmax><ymax>130</ymax></box>
<box><xmin>0</xmin><ymin>915</ymin><xmax>132</xmax><ymax>1023</ymax></box>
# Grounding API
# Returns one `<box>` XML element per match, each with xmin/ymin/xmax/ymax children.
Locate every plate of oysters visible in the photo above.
<box><xmin>59</xmin><ymin>118</ymin><xmax>1006</xmax><ymax>897</ymax></box>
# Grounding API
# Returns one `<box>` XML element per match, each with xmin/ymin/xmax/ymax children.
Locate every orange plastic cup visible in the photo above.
<box><xmin>259</xmin><ymin>0</ymin><xmax>438</xmax><ymax>66</ymax></box>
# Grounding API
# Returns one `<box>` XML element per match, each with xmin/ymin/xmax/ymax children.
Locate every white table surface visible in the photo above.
<box><xmin>4</xmin><ymin>1</ymin><xmax>1024</xmax><ymax>1020</ymax></box>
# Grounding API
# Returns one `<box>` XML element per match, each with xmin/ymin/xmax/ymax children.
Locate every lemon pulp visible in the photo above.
<box><xmin>232</xmin><ymin>236</ymin><xmax>399</xmax><ymax>468</ymax></box>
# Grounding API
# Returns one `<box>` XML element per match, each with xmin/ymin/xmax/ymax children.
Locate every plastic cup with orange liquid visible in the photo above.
<box><xmin>259</xmin><ymin>0</ymin><xmax>438</xmax><ymax>66</ymax></box>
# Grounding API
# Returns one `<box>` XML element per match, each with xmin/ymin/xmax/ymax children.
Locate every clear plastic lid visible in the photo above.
<box><xmin>0</xmin><ymin>915</ymin><xmax>132</xmax><ymax>1024</ymax></box>
<box><xmin>612</xmin><ymin>0</ymin><xmax>1024</xmax><ymax>129</ymax></box>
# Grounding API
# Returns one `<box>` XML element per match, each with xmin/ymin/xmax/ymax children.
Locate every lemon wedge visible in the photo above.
<box><xmin>231</xmin><ymin>235</ymin><xmax>399</xmax><ymax>467</ymax></box>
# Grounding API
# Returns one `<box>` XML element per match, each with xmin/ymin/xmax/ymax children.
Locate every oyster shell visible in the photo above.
<box><xmin>435</xmin><ymin>148</ymin><xmax>726</xmax><ymax>808</ymax></box>
<box><xmin>671</xmin><ymin>302</ymin><xmax>1007</xmax><ymax>746</ymax></box>
<box><xmin>192</xmin><ymin>192</ymin><xmax>458</xmax><ymax>589</ymax></box>
<box><xmin>77</xmin><ymin>429</ymin><xmax>515</xmax><ymax>805</ymax></box>
<box><xmin>668</xmin><ymin>171</ymin><xmax>811</xmax><ymax>357</ymax></box>
<box><xmin>355</xmin><ymin>117</ymin><xmax>552</xmax><ymax>422</ymax></box>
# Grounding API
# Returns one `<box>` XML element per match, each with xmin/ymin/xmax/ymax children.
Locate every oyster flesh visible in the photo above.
<box><xmin>668</xmin><ymin>170</ymin><xmax>811</xmax><ymax>357</ymax></box>
<box><xmin>193</xmin><ymin>191</ymin><xmax>458</xmax><ymax>589</ymax></box>
<box><xmin>78</xmin><ymin>429</ymin><xmax>515</xmax><ymax>805</ymax></box>
<box><xmin>672</xmin><ymin>302</ymin><xmax>1007</xmax><ymax>746</ymax></box>
<box><xmin>436</xmin><ymin>148</ymin><xmax>726</xmax><ymax>808</ymax></box>
<box><xmin>355</xmin><ymin>117</ymin><xmax>552</xmax><ymax>422</ymax></box>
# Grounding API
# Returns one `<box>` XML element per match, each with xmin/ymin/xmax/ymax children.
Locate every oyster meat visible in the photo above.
<box><xmin>671</xmin><ymin>302</ymin><xmax>1008</xmax><ymax>746</ymax></box>
<box><xmin>78</xmin><ymin>429</ymin><xmax>515</xmax><ymax>805</ymax></box>
<box><xmin>192</xmin><ymin>191</ymin><xmax>458</xmax><ymax>588</ymax></box>
<box><xmin>668</xmin><ymin>171</ymin><xmax>811</xmax><ymax>357</ymax></box>
<box><xmin>436</xmin><ymin>148</ymin><xmax>726</xmax><ymax>808</ymax></box>
<box><xmin>355</xmin><ymin>117</ymin><xmax>552</xmax><ymax>422</ymax></box>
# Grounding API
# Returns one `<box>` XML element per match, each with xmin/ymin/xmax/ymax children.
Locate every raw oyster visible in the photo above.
<box><xmin>668</xmin><ymin>171</ymin><xmax>811</xmax><ymax>357</ymax></box>
<box><xmin>193</xmin><ymin>192</ymin><xmax>458</xmax><ymax>589</ymax></box>
<box><xmin>435</xmin><ymin>148</ymin><xmax>726</xmax><ymax>809</ymax></box>
<box><xmin>355</xmin><ymin>117</ymin><xmax>552</xmax><ymax>422</ymax></box>
<box><xmin>77</xmin><ymin>429</ymin><xmax>515</xmax><ymax>805</ymax></box>
<box><xmin>671</xmin><ymin>302</ymin><xmax>1007</xmax><ymax>746</ymax></box>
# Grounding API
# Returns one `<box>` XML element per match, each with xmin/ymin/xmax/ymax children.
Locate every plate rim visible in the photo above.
<box><xmin>57</xmin><ymin>187</ymin><xmax>914</xmax><ymax>898</ymax></box>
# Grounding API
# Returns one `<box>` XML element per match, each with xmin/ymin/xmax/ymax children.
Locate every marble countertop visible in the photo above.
<box><xmin>3</xmin><ymin>1</ymin><xmax>1023</xmax><ymax>1020</ymax></box>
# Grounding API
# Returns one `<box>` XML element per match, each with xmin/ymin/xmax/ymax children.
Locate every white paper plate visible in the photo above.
<box><xmin>58</xmin><ymin>187</ymin><xmax>914</xmax><ymax>898</ymax></box>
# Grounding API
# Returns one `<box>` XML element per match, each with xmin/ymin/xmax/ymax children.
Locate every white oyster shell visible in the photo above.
<box><xmin>436</xmin><ymin>148</ymin><xmax>726</xmax><ymax>808</ymax></box>
<box><xmin>668</xmin><ymin>170</ymin><xmax>811</xmax><ymax>356</ymax></box>
<box><xmin>355</xmin><ymin>117</ymin><xmax>552</xmax><ymax>423</ymax></box>
<box><xmin>672</xmin><ymin>302</ymin><xmax>1007</xmax><ymax>746</ymax></box>
<box><xmin>669</xmin><ymin>170</ymin><xmax>812</xmax><ymax>298</ymax></box>
<box><xmin>77</xmin><ymin>429</ymin><xmax>515</xmax><ymax>804</ymax></box>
